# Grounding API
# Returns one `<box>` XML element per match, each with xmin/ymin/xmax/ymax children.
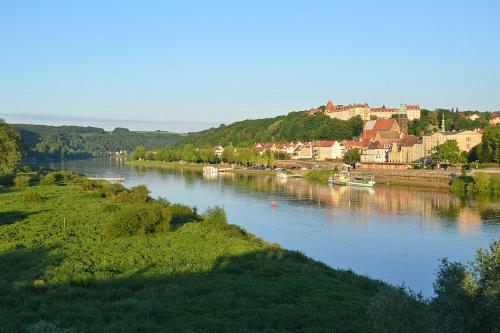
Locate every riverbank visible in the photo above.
<box><xmin>126</xmin><ymin>159</ymin><xmax>278</xmax><ymax>176</ymax></box>
<box><xmin>0</xmin><ymin>174</ymin><xmax>386</xmax><ymax>332</ymax></box>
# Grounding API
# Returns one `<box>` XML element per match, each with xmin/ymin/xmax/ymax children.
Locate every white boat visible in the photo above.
<box><xmin>276</xmin><ymin>172</ymin><xmax>288</xmax><ymax>179</ymax></box>
<box><xmin>202</xmin><ymin>166</ymin><xmax>219</xmax><ymax>174</ymax></box>
<box><xmin>328</xmin><ymin>171</ymin><xmax>375</xmax><ymax>187</ymax></box>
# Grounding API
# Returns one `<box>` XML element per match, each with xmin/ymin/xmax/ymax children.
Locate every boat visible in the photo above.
<box><xmin>328</xmin><ymin>171</ymin><xmax>375</xmax><ymax>187</ymax></box>
<box><xmin>202</xmin><ymin>166</ymin><xmax>219</xmax><ymax>175</ymax></box>
<box><xmin>276</xmin><ymin>172</ymin><xmax>288</xmax><ymax>179</ymax></box>
<box><xmin>328</xmin><ymin>171</ymin><xmax>349</xmax><ymax>185</ymax></box>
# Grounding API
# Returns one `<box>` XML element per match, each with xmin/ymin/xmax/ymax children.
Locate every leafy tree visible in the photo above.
<box><xmin>431</xmin><ymin>140</ymin><xmax>466</xmax><ymax>165</ymax></box>
<box><xmin>476</xmin><ymin>126</ymin><xmax>500</xmax><ymax>163</ymax></box>
<box><xmin>0</xmin><ymin>119</ymin><xmax>22</xmax><ymax>174</ymax></box>
<box><xmin>130</xmin><ymin>146</ymin><xmax>146</xmax><ymax>160</ymax></box>
<box><xmin>344</xmin><ymin>148</ymin><xmax>360</xmax><ymax>161</ymax></box>
<box><xmin>432</xmin><ymin>240</ymin><xmax>500</xmax><ymax>333</ymax></box>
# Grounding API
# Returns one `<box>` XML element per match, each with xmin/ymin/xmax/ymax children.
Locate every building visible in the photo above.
<box><xmin>214</xmin><ymin>145</ymin><xmax>224</xmax><ymax>157</ymax></box>
<box><xmin>307</xmin><ymin>100</ymin><xmax>421</xmax><ymax>121</ymax></box>
<box><xmin>490</xmin><ymin>113</ymin><xmax>500</xmax><ymax>126</ymax></box>
<box><xmin>387</xmin><ymin>135</ymin><xmax>421</xmax><ymax>163</ymax></box>
<box><xmin>360</xmin><ymin>141</ymin><xmax>388</xmax><ymax>163</ymax></box>
<box><xmin>295</xmin><ymin>140</ymin><xmax>344</xmax><ymax>160</ymax></box>
<box><xmin>466</xmin><ymin>113</ymin><xmax>481</xmax><ymax>121</ymax></box>
<box><xmin>362</xmin><ymin>118</ymin><xmax>401</xmax><ymax>141</ymax></box>
<box><xmin>422</xmin><ymin>130</ymin><xmax>482</xmax><ymax>153</ymax></box>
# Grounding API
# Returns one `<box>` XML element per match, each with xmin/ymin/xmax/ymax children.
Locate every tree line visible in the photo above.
<box><xmin>13</xmin><ymin>124</ymin><xmax>180</xmax><ymax>160</ymax></box>
<box><xmin>175</xmin><ymin>112</ymin><xmax>364</xmax><ymax>147</ymax></box>
<box><xmin>130</xmin><ymin>145</ymin><xmax>284</xmax><ymax>167</ymax></box>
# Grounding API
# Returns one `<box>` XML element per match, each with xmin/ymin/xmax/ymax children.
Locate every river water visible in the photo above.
<box><xmin>40</xmin><ymin>157</ymin><xmax>500</xmax><ymax>296</ymax></box>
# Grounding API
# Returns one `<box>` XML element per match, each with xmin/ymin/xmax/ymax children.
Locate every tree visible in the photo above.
<box><xmin>130</xmin><ymin>146</ymin><xmax>146</xmax><ymax>160</ymax></box>
<box><xmin>344</xmin><ymin>148</ymin><xmax>360</xmax><ymax>161</ymax></box>
<box><xmin>0</xmin><ymin>119</ymin><xmax>22</xmax><ymax>173</ymax></box>
<box><xmin>431</xmin><ymin>140</ymin><xmax>466</xmax><ymax>165</ymax></box>
<box><xmin>476</xmin><ymin>127</ymin><xmax>500</xmax><ymax>163</ymax></box>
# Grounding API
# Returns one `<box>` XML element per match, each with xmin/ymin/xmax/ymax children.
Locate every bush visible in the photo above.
<box><xmin>103</xmin><ymin>202</ymin><xmax>172</xmax><ymax>237</ymax></box>
<box><xmin>368</xmin><ymin>286</ymin><xmax>431</xmax><ymax>333</ymax></box>
<box><xmin>40</xmin><ymin>173</ymin><xmax>57</xmax><ymax>185</ymax></box>
<box><xmin>0</xmin><ymin>173</ymin><xmax>15</xmax><ymax>186</ymax></box>
<box><xmin>205</xmin><ymin>206</ymin><xmax>227</xmax><ymax>225</ymax></box>
<box><xmin>170</xmin><ymin>203</ymin><xmax>197</xmax><ymax>224</ymax></box>
<box><xmin>431</xmin><ymin>240</ymin><xmax>500</xmax><ymax>333</ymax></box>
<box><xmin>473</xmin><ymin>173</ymin><xmax>490</xmax><ymax>193</ymax></box>
<box><xmin>23</xmin><ymin>191</ymin><xmax>43</xmax><ymax>203</ymax></box>
<box><xmin>450</xmin><ymin>176</ymin><xmax>472</xmax><ymax>194</ymax></box>
<box><xmin>14</xmin><ymin>175</ymin><xmax>31</xmax><ymax>187</ymax></box>
<box><xmin>114</xmin><ymin>185</ymin><xmax>149</xmax><ymax>203</ymax></box>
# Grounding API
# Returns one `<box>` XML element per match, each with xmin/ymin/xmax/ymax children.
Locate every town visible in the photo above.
<box><xmin>231</xmin><ymin>100</ymin><xmax>495</xmax><ymax>170</ymax></box>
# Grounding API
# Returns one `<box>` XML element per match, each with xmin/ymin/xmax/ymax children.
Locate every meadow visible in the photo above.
<box><xmin>0</xmin><ymin>173</ymin><xmax>385</xmax><ymax>333</ymax></box>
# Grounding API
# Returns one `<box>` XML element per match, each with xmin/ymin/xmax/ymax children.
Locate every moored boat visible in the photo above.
<box><xmin>328</xmin><ymin>171</ymin><xmax>375</xmax><ymax>187</ymax></box>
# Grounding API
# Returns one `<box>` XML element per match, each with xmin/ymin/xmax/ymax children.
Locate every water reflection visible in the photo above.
<box><xmin>36</xmin><ymin>158</ymin><xmax>500</xmax><ymax>295</ymax></box>
<box><xmin>195</xmin><ymin>172</ymin><xmax>500</xmax><ymax>233</ymax></box>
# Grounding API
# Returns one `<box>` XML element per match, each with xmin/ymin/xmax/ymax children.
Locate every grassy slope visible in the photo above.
<box><xmin>0</xmin><ymin>183</ymin><xmax>384</xmax><ymax>333</ymax></box>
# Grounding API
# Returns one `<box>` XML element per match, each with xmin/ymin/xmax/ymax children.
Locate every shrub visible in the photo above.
<box><xmin>0</xmin><ymin>173</ymin><xmax>15</xmax><ymax>186</ymax></box>
<box><xmin>14</xmin><ymin>175</ymin><xmax>31</xmax><ymax>187</ymax></box>
<box><xmin>450</xmin><ymin>176</ymin><xmax>472</xmax><ymax>194</ymax></box>
<box><xmin>368</xmin><ymin>286</ymin><xmax>431</xmax><ymax>333</ymax></box>
<box><xmin>103</xmin><ymin>202</ymin><xmax>172</xmax><ymax>237</ymax></box>
<box><xmin>114</xmin><ymin>185</ymin><xmax>149</xmax><ymax>203</ymax></box>
<box><xmin>489</xmin><ymin>176</ymin><xmax>500</xmax><ymax>194</ymax></box>
<box><xmin>473</xmin><ymin>173</ymin><xmax>490</xmax><ymax>193</ymax></box>
<box><xmin>170</xmin><ymin>203</ymin><xmax>197</xmax><ymax>224</ymax></box>
<box><xmin>23</xmin><ymin>191</ymin><xmax>43</xmax><ymax>203</ymax></box>
<box><xmin>205</xmin><ymin>206</ymin><xmax>227</xmax><ymax>225</ymax></box>
<box><xmin>431</xmin><ymin>240</ymin><xmax>500</xmax><ymax>332</ymax></box>
<box><xmin>40</xmin><ymin>173</ymin><xmax>57</xmax><ymax>185</ymax></box>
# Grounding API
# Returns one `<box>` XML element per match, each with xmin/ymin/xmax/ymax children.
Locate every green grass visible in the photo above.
<box><xmin>306</xmin><ymin>169</ymin><xmax>335</xmax><ymax>182</ymax></box>
<box><xmin>225</xmin><ymin>168</ymin><xmax>277</xmax><ymax>176</ymax></box>
<box><xmin>0</xmin><ymin>179</ymin><xmax>386</xmax><ymax>333</ymax></box>
<box><xmin>126</xmin><ymin>159</ymin><xmax>206</xmax><ymax>171</ymax></box>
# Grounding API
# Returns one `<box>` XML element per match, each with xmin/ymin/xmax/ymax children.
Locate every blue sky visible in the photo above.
<box><xmin>1</xmin><ymin>1</ymin><xmax>499</xmax><ymax>132</ymax></box>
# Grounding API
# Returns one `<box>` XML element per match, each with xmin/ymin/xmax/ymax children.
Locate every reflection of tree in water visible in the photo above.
<box><xmin>199</xmin><ymin>171</ymin><xmax>498</xmax><ymax>229</ymax></box>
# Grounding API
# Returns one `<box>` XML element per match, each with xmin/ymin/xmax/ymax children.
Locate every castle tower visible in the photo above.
<box><xmin>392</xmin><ymin>104</ymin><xmax>408</xmax><ymax>135</ymax></box>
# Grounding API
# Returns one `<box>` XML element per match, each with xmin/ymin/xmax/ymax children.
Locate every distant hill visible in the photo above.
<box><xmin>13</xmin><ymin>124</ymin><xmax>181</xmax><ymax>160</ymax></box>
<box><xmin>177</xmin><ymin>111</ymin><xmax>363</xmax><ymax>147</ymax></box>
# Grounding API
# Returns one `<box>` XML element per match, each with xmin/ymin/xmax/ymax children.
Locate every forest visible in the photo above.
<box><xmin>175</xmin><ymin>111</ymin><xmax>364</xmax><ymax>147</ymax></box>
<box><xmin>14</xmin><ymin>124</ymin><xmax>181</xmax><ymax>160</ymax></box>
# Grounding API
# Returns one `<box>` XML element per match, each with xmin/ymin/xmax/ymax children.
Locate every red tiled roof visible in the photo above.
<box><xmin>312</xmin><ymin>140</ymin><xmax>336</xmax><ymax>147</ymax></box>
<box><xmin>372</xmin><ymin>119</ymin><xmax>397</xmax><ymax>130</ymax></box>
<box><xmin>342</xmin><ymin>140</ymin><xmax>364</xmax><ymax>148</ymax></box>
<box><xmin>326</xmin><ymin>100</ymin><xmax>334</xmax><ymax>111</ymax></box>
<box><xmin>406</xmin><ymin>104</ymin><xmax>420</xmax><ymax>110</ymax></box>
<box><xmin>371</xmin><ymin>107</ymin><xmax>397</xmax><ymax>113</ymax></box>
<box><xmin>399</xmin><ymin>135</ymin><xmax>419</xmax><ymax>147</ymax></box>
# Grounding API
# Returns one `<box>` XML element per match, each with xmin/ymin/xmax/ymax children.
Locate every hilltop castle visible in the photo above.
<box><xmin>307</xmin><ymin>100</ymin><xmax>421</xmax><ymax>121</ymax></box>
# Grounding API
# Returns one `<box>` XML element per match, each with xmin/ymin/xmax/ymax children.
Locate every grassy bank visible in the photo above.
<box><xmin>0</xmin><ymin>174</ymin><xmax>385</xmax><ymax>333</ymax></box>
<box><xmin>126</xmin><ymin>159</ymin><xmax>205</xmax><ymax>171</ymax></box>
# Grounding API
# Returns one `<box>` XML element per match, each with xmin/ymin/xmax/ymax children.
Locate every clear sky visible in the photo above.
<box><xmin>1</xmin><ymin>1</ymin><xmax>499</xmax><ymax>132</ymax></box>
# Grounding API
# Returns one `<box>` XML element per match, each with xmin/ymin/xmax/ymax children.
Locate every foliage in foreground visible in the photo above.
<box><xmin>0</xmin><ymin>175</ymin><xmax>385</xmax><ymax>333</ymax></box>
<box><xmin>368</xmin><ymin>240</ymin><xmax>500</xmax><ymax>333</ymax></box>
<box><xmin>451</xmin><ymin>173</ymin><xmax>500</xmax><ymax>195</ymax></box>
<box><xmin>0</xmin><ymin>119</ymin><xmax>22</xmax><ymax>174</ymax></box>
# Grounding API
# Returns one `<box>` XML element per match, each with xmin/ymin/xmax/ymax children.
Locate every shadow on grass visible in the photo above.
<box><xmin>0</xmin><ymin>210</ymin><xmax>40</xmax><ymax>226</ymax></box>
<box><xmin>0</xmin><ymin>246</ymin><xmax>384</xmax><ymax>333</ymax></box>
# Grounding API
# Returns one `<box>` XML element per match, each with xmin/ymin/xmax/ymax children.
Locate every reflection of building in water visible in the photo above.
<box><xmin>457</xmin><ymin>208</ymin><xmax>482</xmax><ymax>233</ymax></box>
<box><xmin>208</xmin><ymin>173</ymin><xmax>497</xmax><ymax>233</ymax></box>
<box><xmin>273</xmin><ymin>179</ymin><xmax>496</xmax><ymax>232</ymax></box>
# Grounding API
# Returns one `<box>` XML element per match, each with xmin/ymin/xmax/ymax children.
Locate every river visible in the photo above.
<box><xmin>39</xmin><ymin>157</ymin><xmax>500</xmax><ymax>296</ymax></box>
